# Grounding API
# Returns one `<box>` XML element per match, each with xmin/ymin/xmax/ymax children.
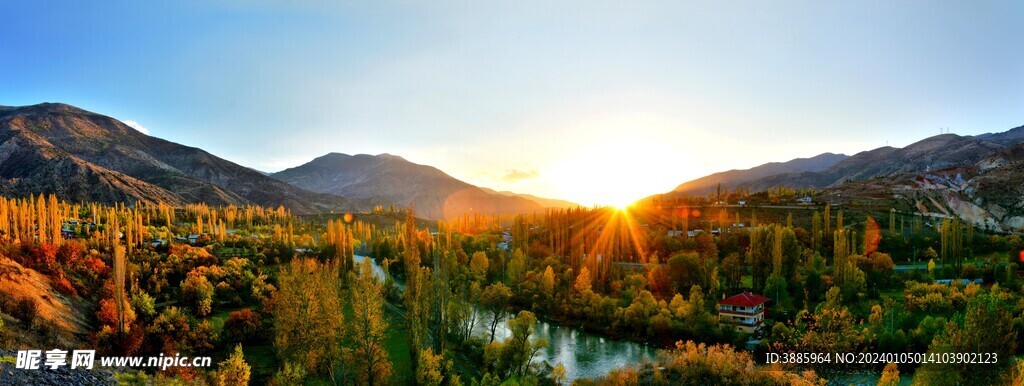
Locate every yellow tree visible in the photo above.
<box><xmin>216</xmin><ymin>344</ymin><xmax>251</xmax><ymax>386</ymax></box>
<box><xmin>470</xmin><ymin>251</ymin><xmax>489</xmax><ymax>281</ymax></box>
<box><xmin>113</xmin><ymin>245</ymin><xmax>128</xmax><ymax>334</ymax></box>
<box><xmin>404</xmin><ymin>209</ymin><xmax>426</xmax><ymax>367</ymax></box>
<box><xmin>347</xmin><ymin>259</ymin><xmax>392</xmax><ymax>386</ymax></box>
<box><xmin>878</xmin><ymin>362</ymin><xmax>899</xmax><ymax>386</ymax></box>
<box><xmin>541</xmin><ymin>266</ymin><xmax>555</xmax><ymax>298</ymax></box>
<box><xmin>272</xmin><ymin>258</ymin><xmax>345</xmax><ymax>380</ymax></box>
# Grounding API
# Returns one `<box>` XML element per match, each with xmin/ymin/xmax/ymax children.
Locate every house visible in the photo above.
<box><xmin>667</xmin><ymin>230</ymin><xmax>684</xmax><ymax>237</ymax></box>
<box><xmin>61</xmin><ymin>229</ymin><xmax>75</xmax><ymax>239</ymax></box>
<box><xmin>187</xmin><ymin>234</ymin><xmax>203</xmax><ymax>244</ymax></box>
<box><xmin>798</xmin><ymin>196</ymin><xmax>813</xmax><ymax>204</ymax></box>
<box><xmin>718</xmin><ymin>292</ymin><xmax>770</xmax><ymax>334</ymax></box>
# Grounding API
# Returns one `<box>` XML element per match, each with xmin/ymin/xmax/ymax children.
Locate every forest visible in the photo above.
<box><xmin>2</xmin><ymin>190</ymin><xmax>1024</xmax><ymax>385</ymax></box>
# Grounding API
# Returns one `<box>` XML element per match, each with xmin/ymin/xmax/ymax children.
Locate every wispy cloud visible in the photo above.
<box><xmin>501</xmin><ymin>169</ymin><xmax>539</xmax><ymax>183</ymax></box>
<box><xmin>122</xmin><ymin>119</ymin><xmax>150</xmax><ymax>135</ymax></box>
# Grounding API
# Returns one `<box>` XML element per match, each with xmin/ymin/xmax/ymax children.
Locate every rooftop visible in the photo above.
<box><xmin>719</xmin><ymin>292</ymin><xmax>771</xmax><ymax>307</ymax></box>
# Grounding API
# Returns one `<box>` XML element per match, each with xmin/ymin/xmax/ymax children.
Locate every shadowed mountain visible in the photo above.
<box><xmin>0</xmin><ymin>103</ymin><xmax>365</xmax><ymax>213</ymax></box>
<box><xmin>271</xmin><ymin>153</ymin><xmax>547</xmax><ymax>219</ymax></box>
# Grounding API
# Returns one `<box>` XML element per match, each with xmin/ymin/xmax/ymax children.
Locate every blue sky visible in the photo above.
<box><xmin>1</xmin><ymin>1</ymin><xmax>1022</xmax><ymax>206</ymax></box>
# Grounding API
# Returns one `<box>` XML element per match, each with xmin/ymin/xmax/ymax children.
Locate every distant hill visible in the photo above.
<box><xmin>672</xmin><ymin>152</ymin><xmax>848</xmax><ymax>196</ymax></box>
<box><xmin>0</xmin><ymin>103</ymin><xmax>364</xmax><ymax>213</ymax></box>
<box><xmin>479</xmin><ymin>188</ymin><xmax>581</xmax><ymax>209</ymax></box>
<box><xmin>271</xmin><ymin>153</ymin><xmax>547</xmax><ymax>219</ymax></box>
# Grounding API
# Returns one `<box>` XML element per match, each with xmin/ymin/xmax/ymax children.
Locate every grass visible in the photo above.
<box><xmin>382</xmin><ymin>306</ymin><xmax>415</xmax><ymax>385</ymax></box>
<box><xmin>205</xmin><ymin>305</ymin><xmax>260</xmax><ymax>333</ymax></box>
<box><xmin>243</xmin><ymin>344</ymin><xmax>278</xmax><ymax>384</ymax></box>
<box><xmin>216</xmin><ymin>247</ymin><xmax>255</xmax><ymax>257</ymax></box>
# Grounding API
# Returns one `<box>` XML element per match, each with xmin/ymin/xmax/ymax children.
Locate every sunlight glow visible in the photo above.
<box><xmin>546</xmin><ymin>139</ymin><xmax>681</xmax><ymax>208</ymax></box>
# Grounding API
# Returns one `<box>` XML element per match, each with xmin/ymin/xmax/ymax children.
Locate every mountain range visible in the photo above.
<box><xmin>658</xmin><ymin>124</ymin><xmax>1024</xmax><ymax>231</ymax></box>
<box><xmin>0</xmin><ymin>103</ymin><xmax>576</xmax><ymax>218</ymax></box>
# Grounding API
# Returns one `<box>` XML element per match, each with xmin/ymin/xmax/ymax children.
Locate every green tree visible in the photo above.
<box><xmin>484</xmin><ymin>311</ymin><xmax>548</xmax><ymax>378</ymax></box>
<box><xmin>917</xmin><ymin>292</ymin><xmax>1017</xmax><ymax>384</ymax></box>
<box><xmin>482</xmin><ymin>283</ymin><xmax>513</xmax><ymax>343</ymax></box>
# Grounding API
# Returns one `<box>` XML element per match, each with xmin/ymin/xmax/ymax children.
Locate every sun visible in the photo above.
<box><xmin>546</xmin><ymin>141</ymin><xmax>670</xmax><ymax>208</ymax></box>
<box><xmin>608</xmin><ymin>198</ymin><xmax>636</xmax><ymax>211</ymax></box>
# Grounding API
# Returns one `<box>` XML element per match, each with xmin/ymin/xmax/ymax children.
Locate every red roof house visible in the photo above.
<box><xmin>717</xmin><ymin>292</ymin><xmax>770</xmax><ymax>334</ymax></box>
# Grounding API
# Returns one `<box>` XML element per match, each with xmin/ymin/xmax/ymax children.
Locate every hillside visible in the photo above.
<box><xmin>0</xmin><ymin>103</ymin><xmax>365</xmax><ymax>213</ymax></box>
<box><xmin>670</xmin><ymin>129</ymin><xmax>1023</xmax><ymax>199</ymax></box>
<box><xmin>672</xmin><ymin>152</ymin><xmax>848</xmax><ymax>196</ymax></box>
<box><xmin>659</xmin><ymin>124</ymin><xmax>1024</xmax><ymax>231</ymax></box>
<box><xmin>272</xmin><ymin>153</ymin><xmax>547</xmax><ymax>219</ymax></box>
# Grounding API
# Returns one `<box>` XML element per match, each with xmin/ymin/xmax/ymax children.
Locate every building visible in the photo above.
<box><xmin>798</xmin><ymin>196</ymin><xmax>813</xmax><ymax>204</ymax></box>
<box><xmin>718</xmin><ymin>292</ymin><xmax>770</xmax><ymax>334</ymax></box>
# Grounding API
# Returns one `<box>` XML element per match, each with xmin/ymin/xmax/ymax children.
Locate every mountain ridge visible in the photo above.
<box><xmin>271</xmin><ymin>153</ymin><xmax>562</xmax><ymax>219</ymax></box>
<box><xmin>0</xmin><ymin>103</ymin><xmax>366</xmax><ymax>213</ymax></box>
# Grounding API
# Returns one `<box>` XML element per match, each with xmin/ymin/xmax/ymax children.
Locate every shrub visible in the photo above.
<box><xmin>14</xmin><ymin>297</ymin><xmax>38</xmax><ymax>327</ymax></box>
<box><xmin>223</xmin><ymin>309</ymin><xmax>262</xmax><ymax>343</ymax></box>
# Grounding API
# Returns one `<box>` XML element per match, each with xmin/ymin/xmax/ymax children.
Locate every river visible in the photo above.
<box><xmin>353</xmin><ymin>255</ymin><xmax>658</xmax><ymax>381</ymax></box>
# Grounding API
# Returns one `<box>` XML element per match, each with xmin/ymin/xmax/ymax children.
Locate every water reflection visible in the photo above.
<box><xmin>356</xmin><ymin>255</ymin><xmax>658</xmax><ymax>381</ymax></box>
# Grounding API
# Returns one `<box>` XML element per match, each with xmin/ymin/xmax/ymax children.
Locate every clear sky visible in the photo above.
<box><xmin>1</xmin><ymin>1</ymin><xmax>1022</xmax><ymax>207</ymax></box>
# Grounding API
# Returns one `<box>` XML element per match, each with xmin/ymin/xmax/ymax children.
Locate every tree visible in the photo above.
<box><xmin>551</xmin><ymin>363</ymin><xmax>567</xmax><ymax>385</ymax></box>
<box><xmin>417</xmin><ymin>348</ymin><xmax>445</xmax><ymax>386</ymax></box>
<box><xmin>918</xmin><ymin>291</ymin><xmax>1018</xmax><ymax>384</ymax></box>
<box><xmin>541</xmin><ymin>266</ymin><xmax>555</xmax><ymax>298</ymax></box>
<box><xmin>481</xmin><ymin>282</ymin><xmax>513</xmax><ymax>343</ymax></box>
<box><xmin>470</xmin><ymin>251</ymin><xmax>490</xmax><ymax>281</ymax></box>
<box><xmin>216</xmin><ymin>344</ymin><xmax>251</xmax><ymax>386</ymax></box>
<box><xmin>404</xmin><ymin>209</ymin><xmax>427</xmax><ymax>368</ymax></box>
<box><xmin>416</xmin><ymin>347</ymin><xmax>457</xmax><ymax>386</ymax></box>
<box><xmin>224</xmin><ymin>309</ymin><xmax>262</xmax><ymax>343</ymax></box>
<box><xmin>574</xmin><ymin>266</ymin><xmax>592</xmax><ymax>294</ymax></box>
<box><xmin>272</xmin><ymin>258</ymin><xmax>345</xmax><ymax>379</ymax></box>
<box><xmin>347</xmin><ymin>259</ymin><xmax>392</xmax><ymax>386</ymax></box>
<box><xmin>507</xmin><ymin>249</ymin><xmax>527</xmax><ymax>284</ymax></box>
<box><xmin>181</xmin><ymin>271</ymin><xmax>215</xmax><ymax>317</ymax></box>
<box><xmin>271</xmin><ymin>361</ymin><xmax>306</xmax><ymax>385</ymax></box>
<box><xmin>113</xmin><ymin>245</ymin><xmax>127</xmax><ymax>333</ymax></box>
<box><xmin>878</xmin><ymin>362</ymin><xmax>899</xmax><ymax>386</ymax></box>
<box><xmin>484</xmin><ymin>311</ymin><xmax>548</xmax><ymax>378</ymax></box>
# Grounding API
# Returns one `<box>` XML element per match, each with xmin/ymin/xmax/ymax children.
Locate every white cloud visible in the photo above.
<box><xmin>122</xmin><ymin>120</ymin><xmax>150</xmax><ymax>135</ymax></box>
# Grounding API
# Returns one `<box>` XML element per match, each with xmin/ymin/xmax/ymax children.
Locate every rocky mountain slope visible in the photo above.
<box><xmin>0</xmin><ymin>103</ymin><xmax>364</xmax><ymax>213</ymax></box>
<box><xmin>272</xmin><ymin>153</ymin><xmax>548</xmax><ymax>219</ymax></box>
